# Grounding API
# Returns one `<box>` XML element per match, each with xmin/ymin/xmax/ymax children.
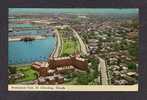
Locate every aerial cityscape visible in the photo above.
<box><xmin>8</xmin><ymin>8</ymin><xmax>139</xmax><ymax>85</ymax></box>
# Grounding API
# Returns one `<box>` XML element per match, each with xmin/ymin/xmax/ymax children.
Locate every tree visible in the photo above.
<box><xmin>77</xmin><ymin>73</ymin><xmax>89</xmax><ymax>85</ymax></box>
<box><xmin>128</xmin><ymin>41</ymin><xmax>138</xmax><ymax>61</ymax></box>
<box><xmin>8</xmin><ymin>67</ymin><xmax>16</xmax><ymax>74</ymax></box>
<box><xmin>8</xmin><ymin>76</ymin><xmax>16</xmax><ymax>84</ymax></box>
<box><xmin>128</xmin><ymin>63</ymin><xmax>137</xmax><ymax>70</ymax></box>
<box><xmin>62</xmin><ymin>53</ymin><xmax>69</xmax><ymax>57</ymax></box>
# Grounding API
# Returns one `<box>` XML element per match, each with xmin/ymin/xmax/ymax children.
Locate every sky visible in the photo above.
<box><xmin>9</xmin><ymin>8</ymin><xmax>138</xmax><ymax>15</ymax></box>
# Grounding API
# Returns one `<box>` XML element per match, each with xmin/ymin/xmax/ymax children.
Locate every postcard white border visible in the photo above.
<box><xmin>8</xmin><ymin>85</ymin><xmax>138</xmax><ymax>91</ymax></box>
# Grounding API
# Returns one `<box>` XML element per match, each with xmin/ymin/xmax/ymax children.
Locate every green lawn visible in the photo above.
<box><xmin>9</xmin><ymin>65</ymin><xmax>38</xmax><ymax>84</ymax></box>
<box><xmin>57</xmin><ymin>28</ymin><xmax>81</xmax><ymax>56</ymax></box>
<box><xmin>64</xmin><ymin>77</ymin><xmax>78</xmax><ymax>85</ymax></box>
<box><xmin>61</xmin><ymin>38</ymin><xmax>80</xmax><ymax>56</ymax></box>
<box><xmin>16</xmin><ymin>66</ymin><xmax>37</xmax><ymax>83</ymax></box>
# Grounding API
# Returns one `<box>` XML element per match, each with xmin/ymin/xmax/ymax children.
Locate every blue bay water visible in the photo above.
<box><xmin>15</xmin><ymin>24</ymin><xmax>33</xmax><ymax>28</ymax></box>
<box><xmin>8</xmin><ymin>37</ymin><xmax>56</xmax><ymax>64</ymax></box>
<box><xmin>15</xmin><ymin>30</ymin><xmax>39</xmax><ymax>35</ymax></box>
<box><xmin>10</xmin><ymin>30</ymin><xmax>49</xmax><ymax>35</ymax></box>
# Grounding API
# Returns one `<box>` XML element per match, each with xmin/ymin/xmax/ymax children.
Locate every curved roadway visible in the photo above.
<box><xmin>71</xmin><ymin>27</ymin><xmax>109</xmax><ymax>85</ymax></box>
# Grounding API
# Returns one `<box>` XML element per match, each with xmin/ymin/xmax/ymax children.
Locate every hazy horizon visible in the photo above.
<box><xmin>9</xmin><ymin>8</ymin><xmax>138</xmax><ymax>15</ymax></box>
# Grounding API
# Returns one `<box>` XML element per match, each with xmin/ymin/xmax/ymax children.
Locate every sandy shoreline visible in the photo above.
<box><xmin>8</xmin><ymin>35</ymin><xmax>48</xmax><ymax>42</ymax></box>
<box><xmin>9</xmin><ymin>63</ymin><xmax>32</xmax><ymax>67</ymax></box>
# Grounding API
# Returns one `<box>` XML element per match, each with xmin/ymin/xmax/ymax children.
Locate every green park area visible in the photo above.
<box><xmin>60</xmin><ymin>38</ymin><xmax>80</xmax><ymax>56</ymax></box>
<box><xmin>8</xmin><ymin>65</ymin><xmax>38</xmax><ymax>84</ymax></box>
<box><xmin>57</xmin><ymin>27</ymin><xmax>81</xmax><ymax>56</ymax></box>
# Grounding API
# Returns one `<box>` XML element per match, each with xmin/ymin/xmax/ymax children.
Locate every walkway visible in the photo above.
<box><xmin>51</xmin><ymin>29</ymin><xmax>61</xmax><ymax>57</ymax></box>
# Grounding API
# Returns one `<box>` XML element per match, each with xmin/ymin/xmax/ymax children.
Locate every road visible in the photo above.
<box><xmin>71</xmin><ymin>28</ymin><xmax>88</xmax><ymax>55</ymax></box>
<box><xmin>98</xmin><ymin>57</ymin><xmax>109</xmax><ymax>85</ymax></box>
<box><xmin>51</xmin><ymin>29</ymin><xmax>61</xmax><ymax>57</ymax></box>
<box><xmin>71</xmin><ymin>27</ymin><xmax>109</xmax><ymax>85</ymax></box>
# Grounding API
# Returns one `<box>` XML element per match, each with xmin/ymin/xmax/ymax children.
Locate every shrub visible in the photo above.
<box><xmin>77</xmin><ymin>73</ymin><xmax>89</xmax><ymax>85</ymax></box>
<box><xmin>128</xmin><ymin>63</ymin><xmax>137</xmax><ymax>70</ymax></box>
<box><xmin>8</xmin><ymin>67</ymin><xmax>16</xmax><ymax>74</ymax></box>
